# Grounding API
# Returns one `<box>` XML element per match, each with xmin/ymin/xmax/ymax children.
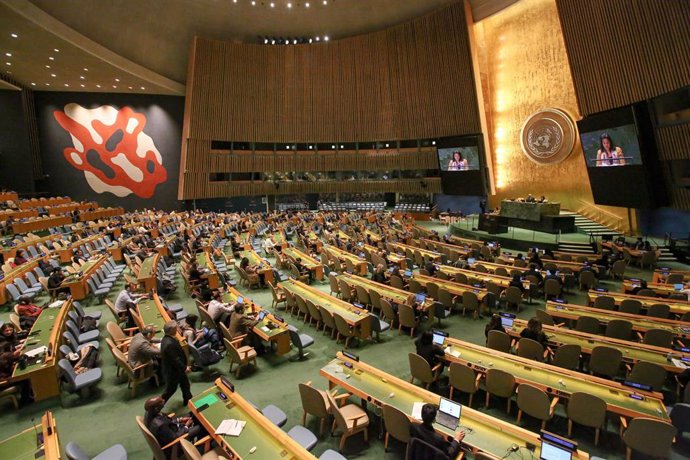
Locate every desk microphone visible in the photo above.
<box><xmin>31</xmin><ymin>417</ymin><xmax>42</xmax><ymax>447</ymax></box>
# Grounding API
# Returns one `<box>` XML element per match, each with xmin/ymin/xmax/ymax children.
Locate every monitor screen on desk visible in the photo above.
<box><xmin>540</xmin><ymin>441</ymin><xmax>572</xmax><ymax>460</ymax></box>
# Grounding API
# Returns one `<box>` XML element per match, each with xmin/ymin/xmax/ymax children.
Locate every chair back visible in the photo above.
<box><xmin>369</xmin><ymin>289</ymin><xmax>382</xmax><ymax>311</ymax></box>
<box><xmin>461</xmin><ymin>291</ymin><xmax>479</xmax><ymax>312</ymax></box>
<box><xmin>179</xmin><ymin>438</ymin><xmax>203</xmax><ymax>460</ymax></box>
<box><xmin>544</xmin><ymin>279</ymin><xmax>561</xmax><ymax>299</ymax></box>
<box><xmin>619</xmin><ymin>299</ymin><xmax>642</xmax><ymax>315</ymax></box>
<box><xmin>390</xmin><ymin>275</ymin><xmax>404</xmax><ymax>289</ymax></box>
<box><xmin>487</xmin><ymin>330</ymin><xmax>511</xmax><ymax>353</ymax></box>
<box><xmin>622</xmin><ymin>418</ymin><xmax>676</xmax><ymax>458</ymax></box>
<box><xmin>338</xmin><ymin>279</ymin><xmax>352</xmax><ymax>301</ymax></box>
<box><xmin>535</xmin><ymin>309</ymin><xmax>555</xmax><ymax>326</ymax></box>
<box><xmin>398</xmin><ymin>304</ymin><xmax>417</xmax><ymax>329</ymax></box>
<box><xmin>552</xmin><ymin>344</ymin><xmax>581</xmax><ymax>371</ymax></box>
<box><xmin>382</xmin><ymin>404</ymin><xmax>411</xmax><ymax>444</ymax></box>
<box><xmin>628</xmin><ymin>361</ymin><xmax>667</xmax><ymax>391</ymax></box>
<box><xmin>567</xmin><ymin>392</ymin><xmax>606</xmax><ymax>429</ymax></box>
<box><xmin>305</xmin><ymin>299</ymin><xmax>322</xmax><ymax>323</ymax></box>
<box><xmin>579</xmin><ymin>271</ymin><xmax>596</xmax><ymax>289</ymax></box>
<box><xmin>298</xmin><ymin>383</ymin><xmax>329</xmax><ymax>418</ymax></box>
<box><xmin>670</xmin><ymin>403</ymin><xmax>690</xmax><ymax>433</ymax></box>
<box><xmin>406</xmin><ymin>437</ymin><xmax>449</xmax><ymax>460</ymax></box>
<box><xmin>647</xmin><ymin>303</ymin><xmax>670</xmax><ymax>319</ymax></box>
<box><xmin>223</xmin><ymin>338</ymin><xmax>242</xmax><ymax>364</ymax></box>
<box><xmin>666</xmin><ymin>273</ymin><xmax>684</xmax><ymax>284</ymax></box>
<box><xmin>333</xmin><ymin>314</ymin><xmax>354</xmax><ymax>337</ymax></box>
<box><xmin>504</xmin><ymin>286</ymin><xmax>523</xmax><ymax>305</ymax></box>
<box><xmin>611</xmin><ymin>260</ymin><xmax>626</xmax><ymax>277</ymax></box>
<box><xmin>592</xmin><ymin>295</ymin><xmax>615</xmax><ymax>311</ymax></box>
<box><xmin>57</xmin><ymin>359</ymin><xmax>78</xmax><ymax>391</ymax></box>
<box><xmin>449</xmin><ymin>362</ymin><xmax>478</xmax><ymax>394</ymax></box>
<box><xmin>517</xmin><ymin>338</ymin><xmax>544</xmax><ymax>361</ymax></box>
<box><xmin>408</xmin><ymin>279</ymin><xmax>423</xmax><ymax>294</ymax></box>
<box><xmin>326</xmin><ymin>392</ymin><xmax>349</xmax><ymax>433</ymax></box>
<box><xmin>355</xmin><ymin>285</ymin><xmax>370</xmax><ymax>305</ymax></box>
<box><xmin>380</xmin><ymin>299</ymin><xmax>396</xmax><ymax>324</ymax></box>
<box><xmin>426</xmin><ymin>282</ymin><xmax>439</xmax><ymax>299</ymax></box>
<box><xmin>516</xmin><ymin>384</ymin><xmax>550</xmax><ymax>420</ymax></box>
<box><xmin>328</xmin><ymin>275</ymin><xmax>340</xmax><ymax>296</ymax></box>
<box><xmin>295</xmin><ymin>295</ymin><xmax>310</xmax><ymax>317</ymax></box>
<box><xmin>486</xmin><ymin>368</ymin><xmax>516</xmax><ymax>398</ymax></box>
<box><xmin>642</xmin><ymin>328</ymin><xmax>673</xmax><ymax>348</ymax></box>
<box><xmin>605</xmin><ymin>319</ymin><xmax>632</xmax><ymax>340</ymax></box>
<box><xmin>135</xmin><ymin>415</ymin><xmax>167</xmax><ymax>460</ymax></box>
<box><xmin>320</xmin><ymin>306</ymin><xmax>336</xmax><ymax>330</ymax></box>
<box><xmin>575</xmin><ymin>316</ymin><xmax>600</xmax><ymax>334</ymax></box>
<box><xmin>107</xmin><ymin>321</ymin><xmax>128</xmax><ymax>343</ymax></box>
<box><xmin>589</xmin><ymin>346</ymin><xmax>622</xmax><ymax>378</ymax></box>
<box><xmin>408</xmin><ymin>353</ymin><xmax>433</xmax><ymax>384</ymax></box>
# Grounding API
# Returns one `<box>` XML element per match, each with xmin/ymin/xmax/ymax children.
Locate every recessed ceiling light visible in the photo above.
<box><xmin>140</xmin><ymin>86</ymin><xmax>145</xmax><ymax>90</ymax></box>
<box><xmin>80</xmin><ymin>84</ymin><xmax>85</xmax><ymax>87</ymax></box>
<box><xmin>128</xmin><ymin>86</ymin><xmax>133</xmax><ymax>89</ymax></box>
<box><xmin>305</xmin><ymin>2</ymin><xmax>310</xmax><ymax>6</ymax></box>
<box><xmin>10</xmin><ymin>33</ymin><xmax>18</xmax><ymax>38</ymax></box>
<box><xmin>83</xmin><ymin>68</ymin><xmax>88</xmax><ymax>71</ymax></box>
<box><xmin>54</xmin><ymin>48</ymin><xmax>59</xmax><ymax>52</ymax></box>
<box><xmin>270</xmin><ymin>2</ymin><xmax>274</xmax><ymax>7</ymax></box>
<box><xmin>96</xmin><ymin>84</ymin><xmax>101</xmax><ymax>88</ymax></box>
<box><xmin>50</xmin><ymin>73</ymin><xmax>56</xmax><ymax>77</ymax></box>
<box><xmin>31</xmin><ymin>82</ymin><xmax>36</xmax><ymax>86</ymax></box>
<box><xmin>45</xmin><ymin>65</ymin><xmax>50</xmax><ymax>68</ymax></box>
<box><xmin>251</xmin><ymin>1</ymin><xmax>255</xmax><ymax>4</ymax></box>
<box><xmin>287</xmin><ymin>2</ymin><xmax>292</xmax><ymax>7</ymax></box>
<box><xmin>323</xmin><ymin>0</ymin><xmax>327</xmax><ymax>4</ymax></box>
<box><xmin>324</xmin><ymin>36</ymin><xmax>329</xmax><ymax>41</ymax></box>
<box><xmin>233</xmin><ymin>0</ymin><xmax>237</xmax><ymax>2</ymax></box>
<box><xmin>64</xmin><ymin>83</ymin><xmax>69</xmax><ymax>87</ymax></box>
<box><xmin>5</xmin><ymin>52</ymin><xmax>11</xmax><ymax>57</ymax></box>
<box><xmin>112</xmin><ymin>85</ymin><xmax>117</xmax><ymax>88</ymax></box>
<box><xmin>315</xmin><ymin>36</ymin><xmax>320</xmax><ymax>41</ymax></box>
<box><xmin>45</xmin><ymin>83</ymin><xmax>50</xmax><ymax>86</ymax></box>
<box><xmin>5</xmin><ymin>62</ymin><xmax>11</xmax><ymax>66</ymax></box>
<box><xmin>6</xmin><ymin>71</ymin><xmax>11</xmax><ymax>74</ymax></box>
<box><xmin>48</xmin><ymin>56</ymin><xmax>54</xmax><ymax>60</ymax></box>
<box><xmin>115</xmin><ymin>78</ymin><xmax>120</xmax><ymax>82</ymax></box>
<box><xmin>80</xmin><ymin>75</ymin><xmax>85</xmax><ymax>79</ymax></box>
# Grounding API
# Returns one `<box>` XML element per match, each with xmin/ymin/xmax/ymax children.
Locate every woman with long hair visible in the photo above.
<box><xmin>596</xmin><ymin>133</ymin><xmax>625</xmax><ymax>167</ymax></box>
<box><xmin>447</xmin><ymin>151</ymin><xmax>468</xmax><ymax>170</ymax></box>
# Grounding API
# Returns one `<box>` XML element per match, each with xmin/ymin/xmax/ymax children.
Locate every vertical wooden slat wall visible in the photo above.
<box><xmin>556</xmin><ymin>0</ymin><xmax>690</xmax><ymax>117</ymax></box>
<box><xmin>179</xmin><ymin>1</ymin><xmax>480</xmax><ymax>200</ymax></box>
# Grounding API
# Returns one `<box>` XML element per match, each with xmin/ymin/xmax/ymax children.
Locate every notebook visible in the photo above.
<box><xmin>215</xmin><ymin>419</ymin><xmax>246</xmax><ymax>437</ymax></box>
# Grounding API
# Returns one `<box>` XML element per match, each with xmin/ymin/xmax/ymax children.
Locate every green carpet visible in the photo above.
<box><xmin>1</xmin><ymin>233</ymin><xmax>689</xmax><ymax>459</ymax></box>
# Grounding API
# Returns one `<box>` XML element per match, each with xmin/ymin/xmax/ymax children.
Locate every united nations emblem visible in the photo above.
<box><xmin>520</xmin><ymin>108</ymin><xmax>577</xmax><ymax>165</ymax></box>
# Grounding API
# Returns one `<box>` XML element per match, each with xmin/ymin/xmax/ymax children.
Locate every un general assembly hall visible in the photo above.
<box><xmin>1</xmin><ymin>0</ymin><xmax>690</xmax><ymax>459</ymax></box>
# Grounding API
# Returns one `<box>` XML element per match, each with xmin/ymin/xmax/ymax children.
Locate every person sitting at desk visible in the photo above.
<box><xmin>544</xmin><ymin>270</ymin><xmax>562</xmax><ymax>286</ymax></box>
<box><xmin>415</xmin><ymin>331</ymin><xmax>445</xmax><ymax>371</ymax></box>
<box><xmin>128</xmin><ymin>326</ymin><xmax>160</xmax><ymax>369</ymax></box>
<box><xmin>484</xmin><ymin>314</ymin><xmax>504</xmax><ymax>339</ymax></box>
<box><xmin>371</xmin><ymin>264</ymin><xmax>387</xmax><ymax>284</ymax></box>
<box><xmin>0</xmin><ymin>323</ymin><xmax>26</xmax><ymax>352</ymax></box>
<box><xmin>508</xmin><ymin>274</ymin><xmax>526</xmax><ymax>293</ymax></box>
<box><xmin>72</xmin><ymin>249</ymin><xmax>87</xmax><ymax>265</ymax></box>
<box><xmin>409</xmin><ymin>404</ymin><xmax>465</xmax><ymax>458</ymax></box>
<box><xmin>16</xmin><ymin>295</ymin><xmax>43</xmax><ymax>329</ymax></box>
<box><xmin>538</xmin><ymin>195</ymin><xmax>547</xmax><ymax>203</ymax></box>
<box><xmin>262</xmin><ymin>236</ymin><xmax>276</xmax><ymax>255</ymax></box>
<box><xmin>143</xmin><ymin>396</ymin><xmax>204</xmax><ymax>450</ymax></box>
<box><xmin>630</xmin><ymin>279</ymin><xmax>648</xmax><ymax>295</ymax></box>
<box><xmin>240</xmin><ymin>256</ymin><xmax>267</xmax><ymax>287</ymax></box>
<box><xmin>525</xmin><ymin>194</ymin><xmax>536</xmax><ymax>203</ymax></box>
<box><xmin>634</xmin><ymin>237</ymin><xmax>645</xmax><ymax>251</ymax></box>
<box><xmin>14</xmin><ymin>250</ymin><xmax>28</xmax><ymax>266</ymax></box>
<box><xmin>522</xmin><ymin>264</ymin><xmax>543</xmax><ymax>285</ymax></box>
<box><xmin>579</xmin><ymin>261</ymin><xmax>598</xmax><ymax>279</ymax></box>
<box><xmin>424</xmin><ymin>261</ymin><xmax>437</xmax><ymax>277</ymax></box>
<box><xmin>207</xmin><ymin>291</ymin><xmax>236</xmax><ymax>327</ymax></box>
<box><xmin>528</xmin><ymin>252</ymin><xmax>544</xmax><ymax>269</ymax></box>
<box><xmin>114</xmin><ymin>284</ymin><xmax>147</xmax><ymax>325</ymax></box>
<box><xmin>294</xmin><ymin>257</ymin><xmax>313</xmax><ymax>283</ymax></box>
<box><xmin>47</xmin><ymin>267</ymin><xmax>70</xmax><ymax>295</ymax></box>
<box><xmin>520</xmin><ymin>318</ymin><xmax>548</xmax><ymax>347</ymax></box>
<box><xmin>228</xmin><ymin>303</ymin><xmax>261</xmax><ymax>350</ymax></box>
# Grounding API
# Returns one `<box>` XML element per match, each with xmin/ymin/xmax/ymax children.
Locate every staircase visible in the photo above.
<box><xmin>560</xmin><ymin>211</ymin><xmax>623</xmax><ymax>238</ymax></box>
<box><xmin>557</xmin><ymin>240</ymin><xmax>596</xmax><ymax>255</ymax></box>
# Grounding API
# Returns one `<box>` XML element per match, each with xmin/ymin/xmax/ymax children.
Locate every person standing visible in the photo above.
<box><xmin>160</xmin><ymin>321</ymin><xmax>192</xmax><ymax>406</ymax></box>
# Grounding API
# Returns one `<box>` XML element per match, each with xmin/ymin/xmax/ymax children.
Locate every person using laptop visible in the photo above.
<box><xmin>409</xmin><ymin>403</ymin><xmax>465</xmax><ymax>458</ymax></box>
<box><xmin>484</xmin><ymin>314</ymin><xmax>504</xmax><ymax>339</ymax></box>
<box><xmin>520</xmin><ymin>317</ymin><xmax>549</xmax><ymax>347</ymax></box>
<box><xmin>415</xmin><ymin>331</ymin><xmax>446</xmax><ymax>372</ymax></box>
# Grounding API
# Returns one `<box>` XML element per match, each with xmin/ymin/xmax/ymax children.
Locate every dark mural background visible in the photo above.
<box><xmin>0</xmin><ymin>90</ymin><xmax>34</xmax><ymax>194</ymax></box>
<box><xmin>34</xmin><ymin>92</ymin><xmax>184</xmax><ymax>211</ymax></box>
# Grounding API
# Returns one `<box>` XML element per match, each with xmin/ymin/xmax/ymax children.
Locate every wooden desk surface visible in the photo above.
<box><xmin>222</xmin><ymin>288</ymin><xmax>290</xmax><ymax>344</ymax></box>
<box><xmin>0</xmin><ymin>412</ymin><xmax>61</xmax><ymax>460</ymax></box>
<box><xmin>190</xmin><ymin>380</ymin><xmax>317</xmax><ymax>459</ymax></box>
<box><xmin>339</xmin><ymin>273</ymin><xmax>416</xmax><ymax>306</ymax></box>
<box><xmin>390</xmin><ymin>242</ymin><xmax>441</xmax><ymax>261</ymax></box>
<box><xmin>653</xmin><ymin>269</ymin><xmax>690</xmax><ymax>284</ymax></box>
<box><xmin>321</xmin><ymin>353</ymin><xmax>588</xmax><ymax>460</ymax></box>
<box><xmin>13</xmin><ymin>215</ymin><xmax>71</xmax><ymax>234</ymax></box>
<box><xmin>506</xmin><ymin>319</ymin><xmax>689</xmax><ymax>373</ymax></box>
<box><xmin>0</xmin><ymin>191</ymin><xmax>19</xmax><ymax>202</ymax></box>
<box><xmin>420</xmin><ymin>239</ymin><xmax>472</xmax><ymax>256</ymax></box>
<box><xmin>281</xmin><ymin>247</ymin><xmax>318</xmax><ymax>268</ymax></box>
<box><xmin>443</xmin><ymin>337</ymin><xmax>667</xmax><ymax>420</ymax></box>
<box><xmin>437</xmin><ymin>265</ymin><xmax>531</xmax><ymax>291</ymax></box>
<box><xmin>544</xmin><ymin>300</ymin><xmax>690</xmax><ymax>338</ymax></box>
<box><xmin>413</xmin><ymin>273</ymin><xmax>489</xmax><ymax>301</ymax></box>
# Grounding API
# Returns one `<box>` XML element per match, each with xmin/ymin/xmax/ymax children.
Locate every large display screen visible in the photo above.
<box><xmin>579</xmin><ymin>124</ymin><xmax>643</xmax><ymax>167</ymax></box>
<box><xmin>437</xmin><ymin>146</ymin><xmax>480</xmax><ymax>171</ymax></box>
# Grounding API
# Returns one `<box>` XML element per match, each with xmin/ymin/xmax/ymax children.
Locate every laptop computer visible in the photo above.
<box><xmin>467</xmin><ymin>258</ymin><xmax>475</xmax><ymax>265</ymax></box>
<box><xmin>675</xmin><ymin>284</ymin><xmax>684</xmax><ymax>291</ymax></box>
<box><xmin>540</xmin><ymin>440</ymin><xmax>573</xmax><ymax>460</ymax></box>
<box><xmin>236</xmin><ymin>296</ymin><xmax>244</xmax><ymax>304</ymax></box>
<box><xmin>432</xmin><ymin>330</ymin><xmax>448</xmax><ymax>346</ymax></box>
<box><xmin>257</xmin><ymin>311</ymin><xmax>267</xmax><ymax>321</ymax></box>
<box><xmin>404</xmin><ymin>270</ymin><xmax>413</xmax><ymax>277</ymax></box>
<box><xmin>435</xmin><ymin>397</ymin><xmax>462</xmax><ymax>430</ymax></box>
<box><xmin>415</xmin><ymin>293</ymin><xmax>427</xmax><ymax>304</ymax></box>
<box><xmin>500</xmin><ymin>315</ymin><xmax>514</xmax><ymax>329</ymax></box>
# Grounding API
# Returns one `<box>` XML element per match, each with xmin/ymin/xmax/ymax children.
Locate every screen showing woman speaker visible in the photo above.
<box><xmin>437</xmin><ymin>146</ymin><xmax>480</xmax><ymax>171</ymax></box>
<box><xmin>579</xmin><ymin>124</ymin><xmax>643</xmax><ymax>167</ymax></box>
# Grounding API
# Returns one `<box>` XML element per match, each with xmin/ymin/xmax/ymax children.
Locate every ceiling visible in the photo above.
<box><xmin>0</xmin><ymin>0</ymin><xmax>519</xmax><ymax>94</ymax></box>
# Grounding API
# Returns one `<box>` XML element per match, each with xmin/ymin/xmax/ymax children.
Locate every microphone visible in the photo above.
<box><xmin>31</xmin><ymin>417</ymin><xmax>41</xmax><ymax>447</ymax></box>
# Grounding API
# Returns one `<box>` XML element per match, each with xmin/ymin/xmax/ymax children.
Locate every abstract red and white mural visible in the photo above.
<box><xmin>53</xmin><ymin>103</ymin><xmax>167</xmax><ymax>198</ymax></box>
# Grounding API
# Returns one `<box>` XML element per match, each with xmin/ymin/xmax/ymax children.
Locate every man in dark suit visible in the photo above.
<box><xmin>409</xmin><ymin>403</ymin><xmax>465</xmax><ymax>458</ymax></box>
<box><xmin>160</xmin><ymin>321</ymin><xmax>192</xmax><ymax>405</ymax></box>
<box><xmin>424</xmin><ymin>261</ymin><xmax>437</xmax><ymax>277</ymax></box>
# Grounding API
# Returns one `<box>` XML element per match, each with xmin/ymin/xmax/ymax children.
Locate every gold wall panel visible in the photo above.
<box><xmin>475</xmin><ymin>0</ymin><xmax>629</xmax><ymax>230</ymax></box>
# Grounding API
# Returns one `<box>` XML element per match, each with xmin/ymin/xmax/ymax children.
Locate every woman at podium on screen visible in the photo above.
<box><xmin>595</xmin><ymin>133</ymin><xmax>626</xmax><ymax>167</ymax></box>
<box><xmin>447</xmin><ymin>151</ymin><xmax>469</xmax><ymax>170</ymax></box>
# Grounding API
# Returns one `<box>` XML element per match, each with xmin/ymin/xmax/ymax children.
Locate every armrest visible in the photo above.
<box><xmin>543</xmin><ymin>348</ymin><xmax>551</xmax><ymax>360</ymax></box>
<box><xmin>161</xmin><ymin>433</ymin><xmax>188</xmax><ymax>451</ymax></box>
<box><xmin>554</xmin><ymin>322</ymin><xmax>565</xmax><ymax>328</ymax></box>
<box><xmin>229</xmin><ymin>335</ymin><xmax>247</xmax><ymax>347</ymax></box>
<box><xmin>619</xmin><ymin>416</ymin><xmax>628</xmax><ymax>436</ymax></box>
<box><xmin>549</xmin><ymin>397</ymin><xmax>560</xmax><ymax>415</ymax></box>
<box><xmin>636</xmin><ymin>332</ymin><xmax>644</xmax><ymax>341</ymax></box>
<box><xmin>624</xmin><ymin>363</ymin><xmax>632</xmax><ymax>374</ymax></box>
<box><xmin>474</xmin><ymin>373</ymin><xmax>483</xmax><ymax>389</ymax></box>
<box><xmin>193</xmin><ymin>435</ymin><xmax>213</xmax><ymax>451</ymax></box>
<box><xmin>132</xmin><ymin>362</ymin><xmax>152</xmax><ymax>372</ymax></box>
<box><xmin>241</xmin><ymin>348</ymin><xmax>255</xmax><ymax>359</ymax></box>
<box><xmin>431</xmin><ymin>363</ymin><xmax>442</xmax><ymax>375</ymax></box>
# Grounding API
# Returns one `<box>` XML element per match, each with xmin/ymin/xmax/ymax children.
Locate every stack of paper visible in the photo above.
<box><xmin>672</xmin><ymin>358</ymin><xmax>689</xmax><ymax>369</ymax></box>
<box><xmin>411</xmin><ymin>402</ymin><xmax>426</xmax><ymax>421</ymax></box>
<box><xmin>216</xmin><ymin>419</ymin><xmax>246</xmax><ymax>437</ymax></box>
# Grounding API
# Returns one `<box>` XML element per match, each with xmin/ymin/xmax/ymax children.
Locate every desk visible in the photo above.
<box><xmin>57</xmin><ymin>235</ymin><xmax>104</xmax><ymax>263</ymax></box>
<box><xmin>443</xmin><ymin>337</ymin><xmax>667</xmax><ymax>420</ymax></box>
<box><xmin>544</xmin><ymin>300</ymin><xmax>690</xmax><ymax>339</ymax></box>
<box><xmin>61</xmin><ymin>256</ymin><xmax>107</xmax><ymax>300</ymax></box>
<box><xmin>306</xmin><ymin>232</ymin><xmax>323</xmax><ymax>252</ymax></box>
<box><xmin>321</xmin><ymin>353</ymin><xmax>589</xmax><ymax>460</ymax></box>
<box><xmin>47</xmin><ymin>202</ymin><xmax>95</xmax><ymax>216</ymax></box>
<box><xmin>0</xmin><ymin>411</ymin><xmax>61</xmax><ymax>460</ymax></box>
<box><xmin>390</xmin><ymin>242</ymin><xmax>441</xmax><ymax>263</ymax></box>
<box><xmin>653</xmin><ymin>268</ymin><xmax>690</xmax><ymax>284</ymax></box>
<box><xmin>1</xmin><ymin>234</ymin><xmax>62</xmax><ymax>260</ymax></box>
<box><xmin>0</xmin><ymin>209</ymin><xmax>38</xmax><ymax>221</ymax></box>
<box><xmin>237</xmin><ymin>250</ymin><xmax>275</xmax><ymax>285</ymax></box>
<box><xmin>437</xmin><ymin>265</ymin><xmax>531</xmax><ymax>292</ymax></box>
<box><xmin>282</xmin><ymin>247</ymin><xmax>323</xmax><ymax>281</ymax></box>
<box><xmin>222</xmin><ymin>287</ymin><xmax>291</xmax><ymax>355</ymax></box>
<box><xmin>279</xmin><ymin>279</ymin><xmax>371</xmax><ymax>339</ymax></box>
<box><xmin>413</xmin><ymin>274</ymin><xmax>489</xmax><ymax>302</ymax></box>
<box><xmin>197</xmin><ymin>252</ymin><xmax>220</xmax><ymax>289</ymax></box>
<box><xmin>324</xmin><ymin>245</ymin><xmax>367</xmax><ymax>276</ymax></box>
<box><xmin>18</xmin><ymin>197</ymin><xmax>70</xmax><ymax>209</ymax></box>
<box><xmin>137</xmin><ymin>254</ymin><xmax>159</xmax><ymax>293</ymax></box>
<box><xmin>500</xmin><ymin>200</ymin><xmax>560</xmax><ymax>222</ymax></box>
<box><xmin>506</xmin><ymin>319</ymin><xmax>689</xmax><ymax>374</ymax></box>
<box><xmin>78</xmin><ymin>207</ymin><xmax>124</xmax><ymax>222</ymax></box>
<box><xmin>13</xmin><ymin>216</ymin><xmax>71</xmax><ymax>234</ymax></box>
<box><xmin>420</xmin><ymin>239</ymin><xmax>472</xmax><ymax>259</ymax></box>
<box><xmin>363</xmin><ymin>229</ymin><xmax>382</xmax><ymax>243</ymax></box>
<box><xmin>136</xmin><ymin>294</ymin><xmax>186</xmax><ymax>346</ymax></box>
<box><xmin>269</xmin><ymin>230</ymin><xmax>288</xmax><ymax>250</ymax></box>
<box><xmin>0</xmin><ymin>260</ymin><xmax>39</xmax><ymax>305</ymax></box>
<box><xmin>12</xmin><ymin>300</ymin><xmax>71</xmax><ymax>401</ymax></box>
<box><xmin>622</xmin><ymin>279</ymin><xmax>685</xmax><ymax>298</ymax></box>
<box><xmin>339</xmin><ymin>273</ymin><xmax>417</xmax><ymax>308</ymax></box>
<box><xmin>189</xmin><ymin>379</ymin><xmax>317</xmax><ymax>460</ymax></box>
<box><xmin>0</xmin><ymin>191</ymin><xmax>19</xmax><ymax>202</ymax></box>
<box><xmin>588</xmin><ymin>289</ymin><xmax>690</xmax><ymax>316</ymax></box>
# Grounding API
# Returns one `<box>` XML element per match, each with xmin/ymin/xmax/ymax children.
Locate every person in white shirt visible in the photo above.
<box><xmin>114</xmin><ymin>284</ymin><xmax>145</xmax><ymax>314</ymax></box>
<box><xmin>262</xmin><ymin>237</ymin><xmax>276</xmax><ymax>255</ymax></box>
<box><xmin>680</xmin><ymin>282</ymin><xmax>690</xmax><ymax>301</ymax></box>
<box><xmin>207</xmin><ymin>291</ymin><xmax>236</xmax><ymax>326</ymax></box>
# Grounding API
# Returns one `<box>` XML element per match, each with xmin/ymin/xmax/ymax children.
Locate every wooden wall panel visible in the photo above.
<box><xmin>556</xmin><ymin>0</ymin><xmax>690</xmax><ymax>116</ymax></box>
<box><xmin>179</xmin><ymin>1</ymin><xmax>479</xmax><ymax>199</ymax></box>
<box><xmin>657</xmin><ymin>124</ymin><xmax>690</xmax><ymax>161</ymax></box>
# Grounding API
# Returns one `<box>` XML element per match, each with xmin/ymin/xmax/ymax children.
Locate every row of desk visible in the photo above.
<box><xmin>587</xmin><ymin>289</ymin><xmax>690</xmax><ymax>316</ymax></box>
<box><xmin>0</xmin><ymin>412</ymin><xmax>60</xmax><ymax>460</ymax></box>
